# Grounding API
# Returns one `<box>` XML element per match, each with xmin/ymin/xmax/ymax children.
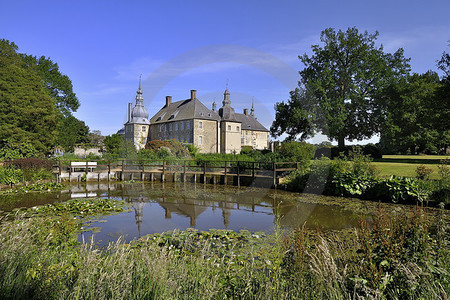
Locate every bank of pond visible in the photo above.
<box><xmin>0</xmin><ymin>182</ymin><xmax>449</xmax><ymax>299</ymax></box>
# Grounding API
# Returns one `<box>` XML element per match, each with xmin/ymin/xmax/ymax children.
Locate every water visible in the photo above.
<box><xmin>1</xmin><ymin>182</ymin><xmax>366</xmax><ymax>245</ymax></box>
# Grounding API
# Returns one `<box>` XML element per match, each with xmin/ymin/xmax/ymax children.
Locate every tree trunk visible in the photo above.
<box><xmin>338</xmin><ymin>134</ymin><xmax>345</xmax><ymax>151</ymax></box>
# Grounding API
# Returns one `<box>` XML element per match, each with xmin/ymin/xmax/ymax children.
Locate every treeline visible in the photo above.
<box><xmin>0</xmin><ymin>39</ymin><xmax>92</xmax><ymax>159</ymax></box>
<box><xmin>271</xmin><ymin>27</ymin><xmax>450</xmax><ymax>155</ymax></box>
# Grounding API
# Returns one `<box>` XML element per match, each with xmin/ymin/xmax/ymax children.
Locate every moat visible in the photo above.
<box><xmin>1</xmin><ymin>182</ymin><xmax>377</xmax><ymax>245</ymax></box>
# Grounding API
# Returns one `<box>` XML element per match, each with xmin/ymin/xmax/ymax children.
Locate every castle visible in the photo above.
<box><xmin>123</xmin><ymin>81</ymin><xmax>269</xmax><ymax>153</ymax></box>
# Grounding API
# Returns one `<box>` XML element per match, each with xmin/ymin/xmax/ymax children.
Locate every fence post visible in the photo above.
<box><xmin>85</xmin><ymin>161</ymin><xmax>88</xmax><ymax>175</ymax></box>
<box><xmin>237</xmin><ymin>161</ymin><xmax>240</xmax><ymax>187</ymax></box>
<box><xmin>252</xmin><ymin>161</ymin><xmax>255</xmax><ymax>179</ymax></box>
<box><xmin>203</xmin><ymin>162</ymin><xmax>207</xmax><ymax>184</ymax></box>
<box><xmin>108</xmin><ymin>160</ymin><xmax>111</xmax><ymax>182</ymax></box>
<box><xmin>121</xmin><ymin>160</ymin><xmax>125</xmax><ymax>181</ymax></box>
<box><xmin>162</xmin><ymin>160</ymin><xmax>165</xmax><ymax>182</ymax></box>
<box><xmin>224</xmin><ymin>161</ymin><xmax>227</xmax><ymax>185</ymax></box>
<box><xmin>273</xmin><ymin>162</ymin><xmax>277</xmax><ymax>188</ymax></box>
<box><xmin>69</xmin><ymin>161</ymin><xmax>72</xmax><ymax>182</ymax></box>
<box><xmin>296</xmin><ymin>162</ymin><xmax>299</xmax><ymax>170</ymax></box>
<box><xmin>183</xmin><ymin>160</ymin><xmax>186</xmax><ymax>182</ymax></box>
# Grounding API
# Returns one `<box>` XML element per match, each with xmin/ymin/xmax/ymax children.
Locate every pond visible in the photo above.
<box><xmin>1</xmin><ymin>182</ymin><xmax>375</xmax><ymax>245</ymax></box>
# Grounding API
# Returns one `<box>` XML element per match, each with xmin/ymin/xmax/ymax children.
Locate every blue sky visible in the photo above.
<box><xmin>1</xmin><ymin>0</ymin><xmax>449</xmax><ymax>143</ymax></box>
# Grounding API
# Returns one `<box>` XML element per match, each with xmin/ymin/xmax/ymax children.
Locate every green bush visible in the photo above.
<box><xmin>278</xmin><ymin>141</ymin><xmax>315</xmax><ymax>166</ymax></box>
<box><xmin>365</xmin><ymin>176</ymin><xmax>429</xmax><ymax>204</ymax></box>
<box><xmin>0</xmin><ymin>166</ymin><xmax>23</xmax><ymax>185</ymax></box>
<box><xmin>0</xmin><ymin>139</ymin><xmax>39</xmax><ymax>160</ymax></box>
<box><xmin>416</xmin><ymin>165</ymin><xmax>433</xmax><ymax>180</ymax></box>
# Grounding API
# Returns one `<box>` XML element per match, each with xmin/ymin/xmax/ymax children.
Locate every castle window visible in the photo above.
<box><xmin>175</xmin><ymin>123</ymin><xmax>178</xmax><ymax>131</ymax></box>
<box><xmin>169</xmin><ymin>123</ymin><xmax>172</xmax><ymax>131</ymax></box>
<box><xmin>199</xmin><ymin>121</ymin><xmax>203</xmax><ymax>129</ymax></box>
<box><xmin>186</xmin><ymin>121</ymin><xmax>190</xmax><ymax>130</ymax></box>
<box><xmin>227</xmin><ymin>125</ymin><xmax>231</xmax><ymax>131</ymax></box>
<box><xmin>142</xmin><ymin>126</ymin><xmax>146</xmax><ymax>132</ymax></box>
<box><xmin>236</xmin><ymin>126</ymin><xmax>240</xmax><ymax>131</ymax></box>
<box><xmin>181</xmin><ymin>122</ymin><xmax>184</xmax><ymax>130</ymax></box>
<box><xmin>159</xmin><ymin>125</ymin><xmax>162</xmax><ymax>132</ymax></box>
<box><xmin>198</xmin><ymin>136</ymin><xmax>203</xmax><ymax>145</ymax></box>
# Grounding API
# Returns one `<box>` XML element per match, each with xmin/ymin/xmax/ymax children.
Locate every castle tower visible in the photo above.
<box><xmin>218</xmin><ymin>87</ymin><xmax>241</xmax><ymax>154</ymax></box>
<box><xmin>124</xmin><ymin>77</ymin><xmax>150</xmax><ymax>150</ymax></box>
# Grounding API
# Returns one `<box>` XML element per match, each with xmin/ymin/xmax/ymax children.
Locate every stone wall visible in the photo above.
<box><xmin>149</xmin><ymin>120</ymin><xmax>194</xmax><ymax>144</ymax></box>
<box><xmin>125</xmin><ymin>123</ymin><xmax>149</xmax><ymax>150</ymax></box>
<box><xmin>241</xmin><ymin>130</ymin><xmax>269</xmax><ymax>150</ymax></box>
<box><xmin>193</xmin><ymin>119</ymin><xmax>218</xmax><ymax>153</ymax></box>
<box><xmin>221</xmin><ymin>121</ymin><xmax>241</xmax><ymax>154</ymax></box>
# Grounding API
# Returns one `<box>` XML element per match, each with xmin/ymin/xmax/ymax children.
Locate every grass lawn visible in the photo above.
<box><xmin>371</xmin><ymin>155</ymin><xmax>448</xmax><ymax>179</ymax></box>
<box><xmin>373</xmin><ymin>162</ymin><xmax>441</xmax><ymax>179</ymax></box>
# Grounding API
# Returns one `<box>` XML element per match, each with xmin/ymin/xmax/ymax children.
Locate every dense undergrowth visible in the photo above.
<box><xmin>0</xmin><ymin>198</ymin><xmax>448</xmax><ymax>299</ymax></box>
<box><xmin>284</xmin><ymin>151</ymin><xmax>450</xmax><ymax>207</ymax></box>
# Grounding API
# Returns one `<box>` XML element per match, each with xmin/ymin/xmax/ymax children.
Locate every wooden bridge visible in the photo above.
<box><xmin>55</xmin><ymin>160</ymin><xmax>300</xmax><ymax>187</ymax></box>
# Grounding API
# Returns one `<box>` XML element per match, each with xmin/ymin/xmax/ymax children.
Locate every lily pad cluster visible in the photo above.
<box><xmin>1</xmin><ymin>182</ymin><xmax>64</xmax><ymax>194</ymax></box>
<box><xmin>23</xmin><ymin>198</ymin><xmax>130</xmax><ymax>218</ymax></box>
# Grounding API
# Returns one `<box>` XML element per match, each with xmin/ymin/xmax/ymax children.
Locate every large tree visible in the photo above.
<box><xmin>379</xmin><ymin>71</ymin><xmax>443</xmax><ymax>154</ymax></box>
<box><xmin>21</xmin><ymin>54</ymin><xmax>79</xmax><ymax>117</ymax></box>
<box><xmin>56</xmin><ymin>115</ymin><xmax>90</xmax><ymax>152</ymax></box>
<box><xmin>271</xmin><ymin>27</ymin><xmax>410</xmax><ymax>149</ymax></box>
<box><xmin>0</xmin><ymin>40</ymin><xmax>59</xmax><ymax>153</ymax></box>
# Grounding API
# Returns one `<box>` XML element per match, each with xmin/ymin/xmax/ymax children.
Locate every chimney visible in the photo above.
<box><xmin>190</xmin><ymin>90</ymin><xmax>196</xmax><ymax>100</ymax></box>
<box><xmin>128</xmin><ymin>103</ymin><xmax>132</xmax><ymax>122</ymax></box>
<box><xmin>165</xmin><ymin>96</ymin><xmax>172</xmax><ymax>107</ymax></box>
<box><xmin>243</xmin><ymin>108</ymin><xmax>248</xmax><ymax>115</ymax></box>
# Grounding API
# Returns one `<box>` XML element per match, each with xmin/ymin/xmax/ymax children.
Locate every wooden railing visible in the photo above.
<box><xmin>54</xmin><ymin>160</ymin><xmax>300</xmax><ymax>187</ymax></box>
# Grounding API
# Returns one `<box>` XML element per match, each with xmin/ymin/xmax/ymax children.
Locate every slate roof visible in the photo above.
<box><xmin>150</xmin><ymin>96</ymin><xmax>269</xmax><ymax>132</ymax></box>
<box><xmin>150</xmin><ymin>98</ymin><xmax>220</xmax><ymax>123</ymax></box>
<box><xmin>234</xmin><ymin>113</ymin><xmax>269</xmax><ymax>132</ymax></box>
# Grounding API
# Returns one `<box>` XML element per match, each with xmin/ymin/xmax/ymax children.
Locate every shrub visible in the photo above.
<box><xmin>348</xmin><ymin>147</ymin><xmax>378</xmax><ymax>177</ymax></box>
<box><xmin>145</xmin><ymin>140</ymin><xmax>190</xmax><ymax>158</ymax></box>
<box><xmin>365</xmin><ymin>176</ymin><xmax>429</xmax><ymax>204</ymax></box>
<box><xmin>4</xmin><ymin>158</ymin><xmax>53</xmax><ymax>171</ymax></box>
<box><xmin>278</xmin><ymin>141</ymin><xmax>315</xmax><ymax>166</ymax></box>
<box><xmin>416</xmin><ymin>165</ymin><xmax>433</xmax><ymax>180</ymax></box>
<box><xmin>0</xmin><ymin>166</ymin><xmax>23</xmax><ymax>185</ymax></box>
<box><xmin>0</xmin><ymin>139</ymin><xmax>39</xmax><ymax>160</ymax></box>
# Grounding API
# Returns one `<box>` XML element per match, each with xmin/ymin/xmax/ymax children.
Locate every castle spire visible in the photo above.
<box><xmin>250</xmin><ymin>97</ymin><xmax>255</xmax><ymax>116</ymax></box>
<box><xmin>222</xmin><ymin>86</ymin><xmax>231</xmax><ymax>107</ymax></box>
<box><xmin>135</xmin><ymin>75</ymin><xmax>143</xmax><ymax>105</ymax></box>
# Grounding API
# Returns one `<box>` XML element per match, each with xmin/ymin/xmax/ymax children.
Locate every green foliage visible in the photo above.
<box><xmin>366</xmin><ymin>176</ymin><xmax>428</xmax><ymax>204</ymax></box>
<box><xmin>103</xmin><ymin>134</ymin><xmax>136</xmax><ymax>160</ymax></box>
<box><xmin>24</xmin><ymin>198</ymin><xmax>130</xmax><ymax>217</ymax></box>
<box><xmin>273</xmin><ymin>27</ymin><xmax>410</xmax><ymax>149</ymax></box>
<box><xmin>20</xmin><ymin>54</ymin><xmax>79</xmax><ymax>116</ymax></box>
<box><xmin>1</xmin><ymin>182</ymin><xmax>63</xmax><ymax>194</ymax></box>
<box><xmin>56</xmin><ymin>115</ymin><xmax>90</xmax><ymax>152</ymax></box>
<box><xmin>277</xmin><ymin>141</ymin><xmax>314</xmax><ymax>169</ymax></box>
<box><xmin>0</xmin><ymin>39</ymin><xmax>59</xmax><ymax>154</ymax></box>
<box><xmin>145</xmin><ymin>140</ymin><xmax>190</xmax><ymax>158</ymax></box>
<box><xmin>0</xmin><ymin>139</ymin><xmax>39</xmax><ymax>160</ymax></box>
<box><xmin>380</xmin><ymin>71</ymin><xmax>446</xmax><ymax>154</ymax></box>
<box><xmin>348</xmin><ymin>147</ymin><xmax>378</xmax><ymax>177</ymax></box>
<box><xmin>186</xmin><ymin>144</ymin><xmax>199</xmax><ymax>157</ymax></box>
<box><xmin>416</xmin><ymin>164</ymin><xmax>433</xmax><ymax>180</ymax></box>
<box><xmin>0</xmin><ymin>166</ymin><xmax>23</xmax><ymax>185</ymax></box>
<box><xmin>1</xmin><ymin>204</ymin><xmax>446</xmax><ymax>299</ymax></box>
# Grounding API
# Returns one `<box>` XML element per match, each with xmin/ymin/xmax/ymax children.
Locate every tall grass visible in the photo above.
<box><xmin>0</xmin><ymin>206</ymin><xmax>448</xmax><ymax>299</ymax></box>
